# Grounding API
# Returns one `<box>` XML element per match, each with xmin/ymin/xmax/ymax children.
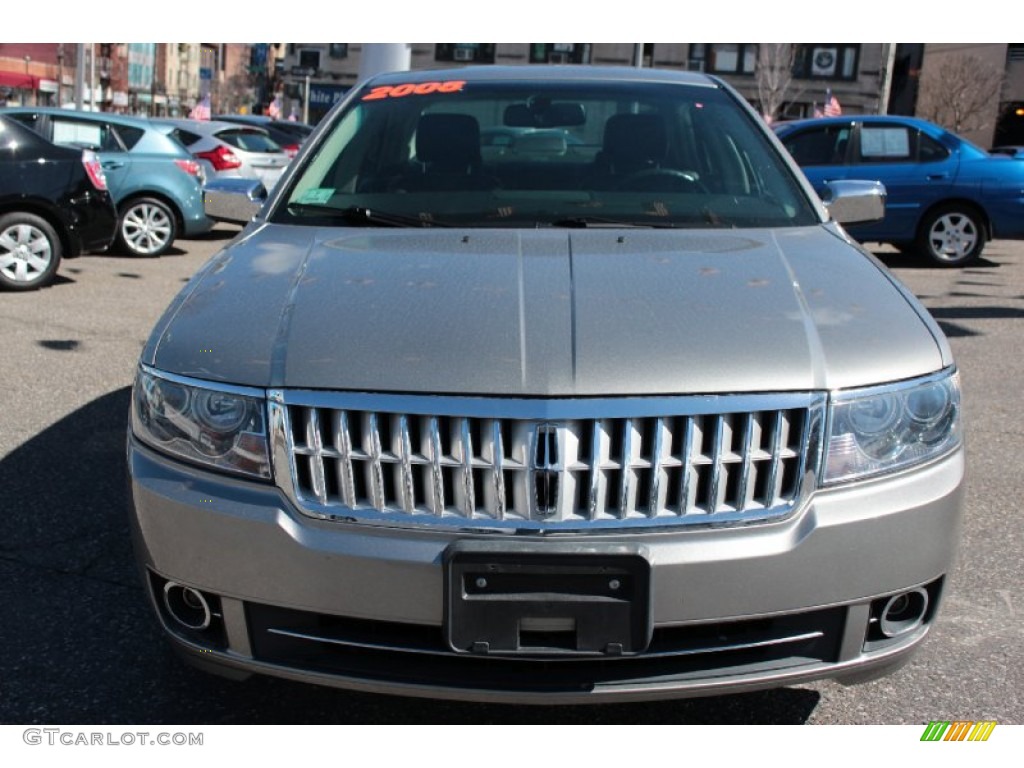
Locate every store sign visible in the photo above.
<box><xmin>308</xmin><ymin>84</ymin><xmax>348</xmax><ymax>107</ymax></box>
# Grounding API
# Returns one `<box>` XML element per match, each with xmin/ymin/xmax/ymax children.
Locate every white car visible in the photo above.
<box><xmin>158</xmin><ymin>118</ymin><xmax>291</xmax><ymax>190</ymax></box>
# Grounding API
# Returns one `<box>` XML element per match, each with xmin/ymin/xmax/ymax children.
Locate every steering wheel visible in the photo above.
<box><xmin>617</xmin><ymin>168</ymin><xmax>708</xmax><ymax>193</ymax></box>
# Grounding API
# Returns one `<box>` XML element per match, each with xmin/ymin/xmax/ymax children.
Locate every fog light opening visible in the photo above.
<box><xmin>879</xmin><ymin>588</ymin><xmax>929</xmax><ymax>638</ymax></box>
<box><xmin>163</xmin><ymin>582</ymin><xmax>212</xmax><ymax>630</ymax></box>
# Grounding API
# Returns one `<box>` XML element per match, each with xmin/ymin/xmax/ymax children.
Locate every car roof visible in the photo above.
<box><xmin>0</xmin><ymin>106</ymin><xmax>155</xmax><ymax>130</ymax></box>
<box><xmin>155</xmin><ymin>118</ymin><xmax>268</xmax><ymax>134</ymax></box>
<box><xmin>367</xmin><ymin>64</ymin><xmax>716</xmax><ymax>88</ymax></box>
<box><xmin>773</xmin><ymin>114</ymin><xmax>944</xmax><ymax>134</ymax></box>
<box><xmin>214</xmin><ymin>114</ymin><xmax>313</xmax><ymax>130</ymax></box>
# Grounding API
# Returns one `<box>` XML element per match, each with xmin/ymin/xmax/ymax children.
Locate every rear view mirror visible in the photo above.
<box><xmin>505</xmin><ymin>101</ymin><xmax>586</xmax><ymax>128</ymax></box>
<box><xmin>203</xmin><ymin>178</ymin><xmax>267</xmax><ymax>224</ymax></box>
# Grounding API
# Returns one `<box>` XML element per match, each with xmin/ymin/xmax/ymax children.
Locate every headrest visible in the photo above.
<box><xmin>416</xmin><ymin>113</ymin><xmax>481</xmax><ymax>168</ymax></box>
<box><xmin>603</xmin><ymin>113</ymin><xmax>668</xmax><ymax>165</ymax></box>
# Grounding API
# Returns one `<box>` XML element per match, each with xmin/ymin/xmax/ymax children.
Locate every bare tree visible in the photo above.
<box><xmin>219</xmin><ymin>71</ymin><xmax>254</xmax><ymax>114</ymax></box>
<box><xmin>756</xmin><ymin>44</ymin><xmax>800</xmax><ymax>123</ymax></box>
<box><xmin>916</xmin><ymin>53</ymin><xmax>1004</xmax><ymax>135</ymax></box>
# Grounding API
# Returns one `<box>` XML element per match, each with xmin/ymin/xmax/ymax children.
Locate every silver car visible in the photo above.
<box><xmin>158</xmin><ymin>118</ymin><xmax>291</xmax><ymax>189</ymax></box>
<box><xmin>129</xmin><ymin>67</ymin><xmax>965</xmax><ymax>704</ymax></box>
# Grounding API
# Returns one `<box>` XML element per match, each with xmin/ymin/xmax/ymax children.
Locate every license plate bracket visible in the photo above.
<box><xmin>444</xmin><ymin>542</ymin><xmax>651</xmax><ymax>656</ymax></box>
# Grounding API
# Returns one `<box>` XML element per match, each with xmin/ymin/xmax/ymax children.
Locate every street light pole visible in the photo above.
<box><xmin>24</xmin><ymin>56</ymin><xmax>32</xmax><ymax>106</ymax></box>
<box><xmin>75</xmin><ymin>44</ymin><xmax>85</xmax><ymax>110</ymax></box>
<box><xmin>303</xmin><ymin>73</ymin><xmax>310</xmax><ymax>124</ymax></box>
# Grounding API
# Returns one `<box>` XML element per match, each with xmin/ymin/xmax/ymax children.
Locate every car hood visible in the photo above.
<box><xmin>144</xmin><ymin>224</ymin><xmax>948</xmax><ymax>395</ymax></box>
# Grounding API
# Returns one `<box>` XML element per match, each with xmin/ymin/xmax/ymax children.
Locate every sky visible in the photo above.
<box><xmin>4</xmin><ymin>3</ymin><xmax>1012</xmax><ymax>45</ymax></box>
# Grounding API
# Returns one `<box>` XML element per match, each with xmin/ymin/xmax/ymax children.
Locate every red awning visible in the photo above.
<box><xmin>0</xmin><ymin>71</ymin><xmax>39</xmax><ymax>89</ymax></box>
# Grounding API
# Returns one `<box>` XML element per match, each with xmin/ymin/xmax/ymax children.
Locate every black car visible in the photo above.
<box><xmin>0</xmin><ymin>115</ymin><xmax>117</xmax><ymax>290</ymax></box>
<box><xmin>212</xmin><ymin>115</ymin><xmax>314</xmax><ymax>157</ymax></box>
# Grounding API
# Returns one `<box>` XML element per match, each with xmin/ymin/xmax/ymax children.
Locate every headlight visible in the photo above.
<box><xmin>824</xmin><ymin>369</ymin><xmax>961</xmax><ymax>484</ymax></box>
<box><xmin>132</xmin><ymin>366</ymin><xmax>271</xmax><ymax>479</ymax></box>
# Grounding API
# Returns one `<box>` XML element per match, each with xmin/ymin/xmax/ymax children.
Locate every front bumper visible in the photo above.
<box><xmin>128</xmin><ymin>438</ymin><xmax>964</xmax><ymax>703</ymax></box>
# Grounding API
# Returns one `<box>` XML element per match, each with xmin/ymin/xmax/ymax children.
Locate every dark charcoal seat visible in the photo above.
<box><xmin>403</xmin><ymin>113</ymin><xmax>493</xmax><ymax>191</ymax></box>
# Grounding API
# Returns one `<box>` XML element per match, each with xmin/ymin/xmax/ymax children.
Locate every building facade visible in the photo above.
<box><xmin>0</xmin><ymin>44</ymin><xmax>68</xmax><ymax>107</ymax></box>
<box><xmin>272</xmin><ymin>43</ymin><xmax>891</xmax><ymax>123</ymax></box>
<box><xmin>164</xmin><ymin>43</ymin><xmax>202</xmax><ymax>117</ymax></box>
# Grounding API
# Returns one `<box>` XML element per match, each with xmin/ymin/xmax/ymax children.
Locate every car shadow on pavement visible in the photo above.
<box><xmin>0</xmin><ymin>388</ymin><xmax>821</xmax><ymax>724</ymax></box>
<box><xmin>871</xmin><ymin>250</ymin><xmax>1001</xmax><ymax>271</ymax></box>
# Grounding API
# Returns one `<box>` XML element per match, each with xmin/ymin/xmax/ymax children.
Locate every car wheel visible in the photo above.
<box><xmin>916</xmin><ymin>205</ymin><xmax>985</xmax><ymax>267</ymax></box>
<box><xmin>117</xmin><ymin>197</ymin><xmax>177</xmax><ymax>257</ymax></box>
<box><xmin>0</xmin><ymin>212</ymin><xmax>61</xmax><ymax>291</ymax></box>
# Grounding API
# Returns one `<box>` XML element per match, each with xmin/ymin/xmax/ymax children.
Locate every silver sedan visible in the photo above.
<box><xmin>156</xmin><ymin>118</ymin><xmax>291</xmax><ymax>190</ymax></box>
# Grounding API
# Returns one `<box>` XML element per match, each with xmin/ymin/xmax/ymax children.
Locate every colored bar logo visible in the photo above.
<box><xmin>921</xmin><ymin>721</ymin><xmax>997</xmax><ymax>741</ymax></box>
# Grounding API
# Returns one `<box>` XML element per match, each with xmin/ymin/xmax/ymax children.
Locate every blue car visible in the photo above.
<box><xmin>0</xmin><ymin>108</ymin><xmax>211</xmax><ymax>257</ymax></box>
<box><xmin>774</xmin><ymin>115</ymin><xmax>1024</xmax><ymax>266</ymax></box>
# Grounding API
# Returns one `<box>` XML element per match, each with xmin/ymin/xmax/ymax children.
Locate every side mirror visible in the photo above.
<box><xmin>203</xmin><ymin>178</ymin><xmax>267</xmax><ymax>225</ymax></box>
<box><xmin>821</xmin><ymin>180</ymin><xmax>886</xmax><ymax>225</ymax></box>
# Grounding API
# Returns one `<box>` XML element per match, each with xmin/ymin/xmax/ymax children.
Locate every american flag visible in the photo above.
<box><xmin>823</xmin><ymin>89</ymin><xmax>842</xmax><ymax>117</ymax></box>
<box><xmin>189</xmin><ymin>94</ymin><xmax>211</xmax><ymax>121</ymax></box>
<box><xmin>267</xmin><ymin>95</ymin><xmax>282</xmax><ymax>119</ymax></box>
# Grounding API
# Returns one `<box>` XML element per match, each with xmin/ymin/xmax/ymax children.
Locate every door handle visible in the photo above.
<box><xmin>927</xmin><ymin>173</ymin><xmax>949</xmax><ymax>180</ymax></box>
<box><xmin>102</xmin><ymin>161</ymin><xmax>125</xmax><ymax>169</ymax></box>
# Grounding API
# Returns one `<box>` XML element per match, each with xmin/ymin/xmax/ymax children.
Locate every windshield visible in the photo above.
<box><xmin>273</xmin><ymin>77</ymin><xmax>818</xmax><ymax>228</ymax></box>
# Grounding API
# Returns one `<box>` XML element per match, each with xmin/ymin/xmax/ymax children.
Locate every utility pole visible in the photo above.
<box><xmin>302</xmin><ymin>73</ymin><xmax>310</xmax><ymax>124</ymax></box>
<box><xmin>357</xmin><ymin>43</ymin><xmax>411</xmax><ymax>80</ymax></box>
<box><xmin>879</xmin><ymin>43</ymin><xmax>898</xmax><ymax>115</ymax></box>
<box><xmin>89</xmin><ymin>43</ymin><xmax>96</xmax><ymax>110</ymax></box>
<box><xmin>75</xmin><ymin>44</ymin><xmax>85</xmax><ymax>110</ymax></box>
<box><xmin>633</xmin><ymin>44</ymin><xmax>644</xmax><ymax>68</ymax></box>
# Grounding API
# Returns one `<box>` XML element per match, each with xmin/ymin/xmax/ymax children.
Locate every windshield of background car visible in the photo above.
<box><xmin>217</xmin><ymin>128</ymin><xmax>283</xmax><ymax>153</ymax></box>
<box><xmin>274</xmin><ymin>78</ymin><xmax>819</xmax><ymax>228</ymax></box>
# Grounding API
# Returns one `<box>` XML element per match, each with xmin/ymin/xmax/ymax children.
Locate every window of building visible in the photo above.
<box><xmin>298</xmin><ymin>49</ymin><xmax>321</xmax><ymax>71</ymax></box>
<box><xmin>329</xmin><ymin>44</ymin><xmax>348</xmax><ymax>59</ymax></box>
<box><xmin>793</xmin><ymin>45</ymin><xmax>860</xmax><ymax>81</ymax></box>
<box><xmin>435</xmin><ymin>44</ymin><xmax>496</xmax><ymax>64</ymax></box>
<box><xmin>690</xmin><ymin>44</ymin><xmax>757</xmax><ymax>75</ymax></box>
<box><xmin>528</xmin><ymin>44</ymin><xmax>591</xmax><ymax>64</ymax></box>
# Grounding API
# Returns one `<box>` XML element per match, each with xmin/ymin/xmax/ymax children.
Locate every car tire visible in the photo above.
<box><xmin>117</xmin><ymin>197</ymin><xmax>177</xmax><ymax>257</ymax></box>
<box><xmin>916</xmin><ymin>205</ymin><xmax>985</xmax><ymax>267</ymax></box>
<box><xmin>0</xmin><ymin>212</ymin><xmax>62</xmax><ymax>291</ymax></box>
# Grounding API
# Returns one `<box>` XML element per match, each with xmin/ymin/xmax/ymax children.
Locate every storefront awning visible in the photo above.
<box><xmin>0</xmin><ymin>71</ymin><xmax>38</xmax><ymax>89</ymax></box>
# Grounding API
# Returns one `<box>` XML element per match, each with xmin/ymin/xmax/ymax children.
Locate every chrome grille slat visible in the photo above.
<box><xmin>736</xmin><ymin>413</ymin><xmax>755</xmax><ymax>511</ymax></box>
<box><xmin>279</xmin><ymin>393</ymin><xmax>824</xmax><ymax>530</ymax></box>
<box><xmin>766</xmin><ymin>410</ymin><xmax>785</xmax><ymax>507</ymax></box>
<box><xmin>397</xmin><ymin>415</ymin><xmax>415</xmax><ymax>513</ymax></box>
<box><xmin>648</xmin><ymin>417</ymin><xmax>664</xmax><ymax>518</ymax></box>
<box><xmin>618</xmin><ymin>418</ymin><xmax>633</xmax><ymax>519</ymax></box>
<box><xmin>307</xmin><ymin>408</ymin><xmax>327</xmax><ymax>505</ymax></box>
<box><xmin>458</xmin><ymin>417</ymin><xmax>475</xmax><ymax>518</ymax></box>
<box><xmin>335</xmin><ymin>410</ymin><xmax>356</xmax><ymax>508</ymax></box>
<box><xmin>428</xmin><ymin>416</ymin><xmax>444</xmax><ymax>516</ymax></box>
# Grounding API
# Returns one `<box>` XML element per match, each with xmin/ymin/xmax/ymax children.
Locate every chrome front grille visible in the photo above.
<box><xmin>269</xmin><ymin>391</ymin><xmax>825</xmax><ymax>531</ymax></box>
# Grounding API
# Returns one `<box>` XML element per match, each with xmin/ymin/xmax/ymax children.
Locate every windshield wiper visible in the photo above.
<box><xmin>548</xmin><ymin>216</ymin><xmax>679</xmax><ymax>229</ymax></box>
<box><xmin>286</xmin><ymin>204</ymin><xmax>447</xmax><ymax>227</ymax></box>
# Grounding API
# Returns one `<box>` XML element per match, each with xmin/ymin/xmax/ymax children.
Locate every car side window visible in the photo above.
<box><xmin>782</xmin><ymin>126</ymin><xmax>851</xmax><ymax>166</ymax></box>
<box><xmin>170</xmin><ymin>128</ymin><xmax>203</xmax><ymax>148</ymax></box>
<box><xmin>857</xmin><ymin>126</ymin><xmax>913</xmax><ymax>164</ymax></box>
<box><xmin>114</xmin><ymin>125</ymin><xmax>146</xmax><ymax>150</ymax></box>
<box><xmin>918</xmin><ymin>132</ymin><xmax>950</xmax><ymax>163</ymax></box>
<box><xmin>50</xmin><ymin>118</ymin><xmax>123</xmax><ymax>152</ymax></box>
<box><xmin>5</xmin><ymin>112</ymin><xmax>42</xmax><ymax>135</ymax></box>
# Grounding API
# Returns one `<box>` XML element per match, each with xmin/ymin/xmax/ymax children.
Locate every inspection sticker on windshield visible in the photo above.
<box><xmin>362</xmin><ymin>80</ymin><xmax>466</xmax><ymax>101</ymax></box>
<box><xmin>296</xmin><ymin>188</ymin><xmax>334</xmax><ymax>204</ymax></box>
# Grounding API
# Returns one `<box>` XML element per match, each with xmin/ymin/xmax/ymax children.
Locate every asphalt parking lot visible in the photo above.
<box><xmin>0</xmin><ymin>228</ymin><xmax>1021</xmax><ymax>724</ymax></box>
